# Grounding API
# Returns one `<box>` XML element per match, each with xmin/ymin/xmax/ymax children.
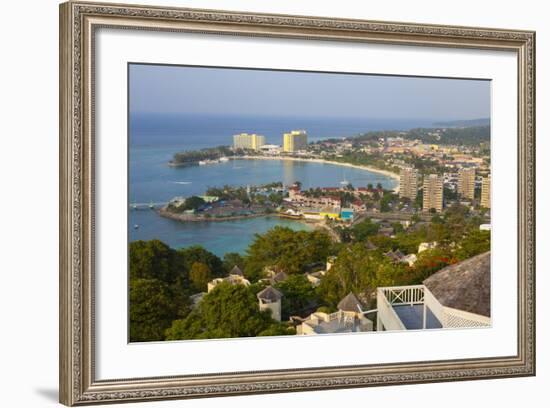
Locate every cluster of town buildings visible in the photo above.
<box><xmin>282</xmin><ymin>183</ymin><xmax>373</xmax><ymax>222</ymax></box>
<box><xmin>233</xmin><ymin>130</ymin><xmax>308</xmax><ymax>153</ymax></box>
<box><xmin>192</xmin><ymin>248</ymin><xmax>490</xmax><ymax>335</ymax></box>
<box><xmin>399</xmin><ymin>166</ymin><xmax>491</xmax><ymax>212</ymax></box>
<box><xmin>232</xmin><ymin>130</ymin><xmax>490</xmax><ymax>214</ymax></box>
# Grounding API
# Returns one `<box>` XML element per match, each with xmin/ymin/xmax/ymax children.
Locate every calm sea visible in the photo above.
<box><xmin>129</xmin><ymin>113</ymin><xmax>434</xmax><ymax>256</ymax></box>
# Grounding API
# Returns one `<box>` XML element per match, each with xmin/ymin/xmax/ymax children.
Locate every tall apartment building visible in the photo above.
<box><xmin>423</xmin><ymin>174</ymin><xmax>444</xmax><ymax>213</ymax></box>
<box><xmin>458</xmin><ymin>167</ymin><xmax>476</xmax><ymax>200</ymax></box>
<box><xmin>233</xmin><ymin>133</ymin><xmax>266</xmax><ymax>150</ymax></box>
<box><xmin>399</xmin><ymin>167</ymin><xmax>419</xmax><ymax>200</ymax></box>
<box><xmin>283</xmin><ymin>130</ymin><xmax>308</xmax><ymax>152</ymax></box>
<box><xmin>481</xmin><ymin>174</ymin><xmax>491</xmax><ymax>209</ymax></box>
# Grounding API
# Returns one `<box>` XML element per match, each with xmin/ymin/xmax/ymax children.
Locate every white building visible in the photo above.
<box><xmin>207</xmin><ymin>265</ymin><xmax>250</xmax><ymax>292</ymax></box>
<box><xmin>258</xmin><ymin>144</ymin><xmax>281</xmax><ymax>155</ymax></box>
<box><xmin>305</xmin><ymin>270</ymin><xmax>326</xmax><ymax>287</ymax></box>
<box><xmin>297</xmin><ymin>293</ymin><xmax>373</xmax><ymax>335</ymax></box>
<box><xmin>418</xmin><ymin>241</ymin><xmax>438</xmax><ymax>253</ymax></box>
<box><xmin>257</xmin><ymin>286</ymin><xmax>283</xmax><ymax>321</ymax></box>
<box><xmin>376</xmin><ymin>252</ymin><xmax>491</xmax><ymax>331</ymax></box>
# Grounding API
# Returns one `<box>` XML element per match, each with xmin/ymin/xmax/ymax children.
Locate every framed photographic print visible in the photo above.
<box><xmin>59</xmin><ymin>1</ymin><xmax>536</xmax><ymax>405</ymax></box>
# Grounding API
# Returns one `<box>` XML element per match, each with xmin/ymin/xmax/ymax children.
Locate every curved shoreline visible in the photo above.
<box><xmin>157</xmin><ymin>209</ymin><xmax>343</xmax><ymax>243</ymax></box>
<box><xmin>233</xmin><ymin>155</ymin><xmax>400</xmax><ymax>192</ymax></box>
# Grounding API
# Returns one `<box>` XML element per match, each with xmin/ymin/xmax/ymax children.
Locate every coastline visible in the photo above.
<box><xmin>233</xmin><ymin>155</ymin><xmax>400</xmax><ymax>192</ymax></box>
<box><xmin>157</xmin><ymin>208</ymin><xmax>342</xmax><ymax>242</ymax></box>
<box><xmin>158</xmin><ymin>208</ymin><xmax>269</xmax><ymax>223</ymax></box>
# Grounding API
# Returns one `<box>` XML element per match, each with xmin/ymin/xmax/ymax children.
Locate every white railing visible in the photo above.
<box><xmin>376</xmin><ymin>285</ymin><xmax>491</xmax><ymax>331</ymax></box>
<box><xmin>422</xmin><ymin>286</ymin><xmax>446</xmax><ymax>326</ymax></box>
<box><xmin>378</xmin><ymin>285</ymin><xmax>425</xmax><ymax>306</ymax></box>
<box><xmin>443</xmin><ymin>306</ymin><xmax>491</xmax><ymax>328</ymax></box>
<box><xmin>376</xmin><ymin>288</ymin><xmax>406</xmax><ymax>331</ymax></box>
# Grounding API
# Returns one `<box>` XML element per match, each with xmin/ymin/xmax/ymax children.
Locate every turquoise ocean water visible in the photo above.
<box><xmin>129</xmin><ymin>114</ymin><xmax>431</xmax><ymax>256</ymax></box>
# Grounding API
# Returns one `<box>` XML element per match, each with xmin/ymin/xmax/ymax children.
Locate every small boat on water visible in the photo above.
<box><xmin>148</xmin><ymin>202</ymin><xmax>155</xmax><ymax>209</ymax></box>
<box><xmin>219</xmin><ymin>157</ymin><xmax>229</xmax><ymax>162</ymax></box>
<box><xmin>133</xmin><ymin>224</ymin><xmax>140</xmax><ymax>229</ymax></box>
<box><xmin>199</xmin><ymin>159</ymin><xmax>221</xmax><ymax>165</ymax></box>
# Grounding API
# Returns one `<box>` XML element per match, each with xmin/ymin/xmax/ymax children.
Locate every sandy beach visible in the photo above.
<box><xmin>234</xmin><ymin>155</ymin><xmax>400</xmax><ymax>192</ymax></box>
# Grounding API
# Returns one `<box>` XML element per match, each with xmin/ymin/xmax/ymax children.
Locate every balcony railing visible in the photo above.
<box><xmin>377</xmin><ymin>285</ymin><xmax>490</xmax><ymax>331</ymax></box>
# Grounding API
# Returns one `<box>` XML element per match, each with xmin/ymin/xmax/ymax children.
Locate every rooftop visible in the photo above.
<box><xmin>257</xmin><ymin>286</ymin><xmax>283</xmax><ymax>302</ymax></box>
<box><xmin>229</xmin><ymin>265</ymin><xmax>244</xmax><ymax>276</ymax></box>
<box><xmin>337</xmin><ymin>292</ymin><xmax>362</xmax><ymax>313</ymax></box>
<box><xmin>423</xmin><ymin>251</ymin><xmax>491</xmax><ymax>317</ymax></box>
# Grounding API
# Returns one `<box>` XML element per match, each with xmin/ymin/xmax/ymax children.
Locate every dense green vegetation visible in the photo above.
<box><xmin>275</xmin><ymin>274</ymin><xmax>320</xmax><ymax>320</ymax></box>
<box><xmin>244</xmin><ymin>226</ymin><xmax>333</xmax><ymax>281</ymax></box>
<box><xmin>171</xmin><ymin>146</ymin><xmax>234</xmax><ymax>165</ymax></box>
<box><xmin>339</xmin><ymin>125</ymin><xmax>491</xmax><ymax>147</ymax></box>
<box><xmin>129</xmin><ymin>205</ymin><xmax>490</xmax><ymax>342</ymax></box>
<box><xmin>165</xmin><ymin>283</ymin><xmax>292</xmax><ymax>340</ymax></box>
<box><xmin>128</xmin><ymin>240</ymin><xmax>226</xmax><ymax>342</ymax></box>
<box><xmin>406</xmin><ymin>126</ymin><xmax>490</xmax><ymax>146</ymax></box>
<box><xmin>433</xmin><ymin>118</ymin><xmax>490</xmax><ymax>127</ymax></box>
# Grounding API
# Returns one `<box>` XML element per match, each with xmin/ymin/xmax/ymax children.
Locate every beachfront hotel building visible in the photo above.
<box><xmin>458</xmin><ymin>167</ymin><xmax>476</xmax><ymax>200</ymax></box>
<box><xmin>422</xmin><ymin>174</ymin><xmax>443</xmax><ymax>213</ymax></box>
<box><xmin>233</xmin><ymin>133</ymin><xmax>266</xmax><ymax>151</ymax></box>
<box><xmin>283</xmin><ymin>130</ymin><xmax>308</xmax><ymax>152</ymax></box>
<box><xmin>481</xmin><ymin>174</ymin><xmax>491</xmax><ymax>209</ymax></box>
<box><xmin>399</xmin><ymin>166</ymin><xmax>419</xmax><ymax>200</ymax></box>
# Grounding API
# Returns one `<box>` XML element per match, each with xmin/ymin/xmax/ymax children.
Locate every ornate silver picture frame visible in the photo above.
<box><xmin>59</xmin><ymin>1</ymin><xmax>535</xmax><ymax>405</ymax></box>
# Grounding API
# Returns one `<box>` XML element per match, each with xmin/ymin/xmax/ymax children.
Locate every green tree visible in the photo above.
<box><xmin>223</xmin><ymin>252</ymin><xmax>245</xmax><ymax>274</ymax></box>
<box><xmin>129</xmin><ymin>278</ymin><xmax>189</xmax><ymax>342</ymax></box>
<box><xmin>268</xmin><ymin>192</ymin><xmax>283</xmax><ymax>205</ymax></box>
<box><xmin>455</xmin><ymin>230</ymin><xmax>491</xmax><ymax>260</ymax></box>
<box><xmin>129</xmin><ymin>240</ymin><xmax>182</xmax><ymax>284</ymax></box>
<box><xmin>178</xmin><ymin>246</ymin><xmax>224</xmax><ymax>279</ymax></box>
<box><xmin>189</xmin><ymin>262</ymin><xmax>212</xmax><ymax>292</ymax></box>
<box><xmin>392</xmin><ymin>222</ymin><xmax>405</xmax><ymax>234</ymax></box>
<box><xmin>244</xmin><ymin>227</ymin><xmax>333</xmax><ymax>280</ymax></box>
<box><xmin>275</xmin><ymin>274</ymin><xmax>319</xmax><ymax>319</ymax></box>
<box><xmin>183</xmin><ymin>196</ymin><xmax>206</xmax><ymax>211</ymax></box>
<box><xmin>380</xmin><ymin>192</ymin><xmax>394</xmax><ymax>212</ymax></box>
<box><xmin>407</xmin><ymin>247</ymin><xmax>457</xmax><ymax>283</ymax></box>
<box><xmin>351</xmin><ymin>218</ymin><xmax>380</xmax><ymax>241</ymax></box>
<box><xmin>165</xmin><ymin>283</ymin><xmax>274</xmax><ymax>340</ymax></box>
<box><xmin>318</xmin><ymin>244</ymin><xmax>404</xmax><ymax>308</ymax></box>
<box><xmin>258</xmin><ymin>322</ymin><xmax>296</xmax><ymax>336</ymax></box>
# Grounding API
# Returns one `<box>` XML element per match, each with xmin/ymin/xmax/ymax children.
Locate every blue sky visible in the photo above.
<box><xmin>129</xmin><ymin>64</ymin><xmax>490</xmax><ymax>121</ymax></box>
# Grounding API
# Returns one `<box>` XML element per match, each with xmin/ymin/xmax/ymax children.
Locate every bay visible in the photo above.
<box><xmin>129</xmin><ymin>114</ymin><xmax>427</xmax><ymax>256</ymax></box>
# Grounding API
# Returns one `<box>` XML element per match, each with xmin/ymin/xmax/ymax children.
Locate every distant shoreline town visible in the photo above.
<box><xmin>160</xmin><ymin>124</ymin><xmax>490</xmax><ymax>230</ymax></box>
